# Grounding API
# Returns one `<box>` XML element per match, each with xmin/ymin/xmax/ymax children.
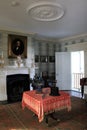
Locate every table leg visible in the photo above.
<box><xmin>45</xmin><ymin>116</ymin><xmax>48</xmax><ymax>124</ymax></box>
<box><xmin>44</xmin><ymin>115</ymin><xmax>49</xmax><ymax>126</ymax></box>
<box><xmin>45</xmin><ymin>111</ymin><xmax>60</xmax><ymax>126</ymax></box>
<box><xmin>81</xmin><ymin>85</ymin><xmax>84</xmax><ymax>98</ymax></box>
<box><xmin>49</xmin><ymin>112</ymin><xmax>60</xmax><ymax>122</ymax></box>
<box><xmin>32</xmin><ymin>113</ymin><xmax>37</xmax><ymax>117</ymax></box>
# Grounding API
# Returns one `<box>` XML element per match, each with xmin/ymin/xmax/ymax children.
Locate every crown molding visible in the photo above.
<box><xmin>65</xmin><ymin>41</ymin><xmax>87</xmax><ymax>52</ymax></box>
<box><xmin>58</xmin><ymin>33</ymin><xmax>87</xmax><ymax>42</ymax></box>
<box><xmin>33</xmin><ymin>37</ymin><xmax>59</xmax><ymax>43</ymax></box>
<box><xmin>0</xmin><ymin>28</ymin><xmax>36</xmax><ymax>37</ymax></box>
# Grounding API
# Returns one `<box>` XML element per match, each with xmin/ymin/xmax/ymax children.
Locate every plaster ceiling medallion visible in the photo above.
<box><xmin>26</xmin><ymin>2</ymin><xmax>64</xmax><ymax>21</ymax></box>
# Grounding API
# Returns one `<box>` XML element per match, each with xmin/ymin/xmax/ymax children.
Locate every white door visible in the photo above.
<box><xmin>55</xmin><ymin>52</ymin><xmax>71</xmax><ymax>90</ymax></box>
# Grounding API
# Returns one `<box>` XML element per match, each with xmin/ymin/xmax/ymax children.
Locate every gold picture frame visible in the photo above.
<box><xmin>8</xmin><ymin>34</ymin><xmax>27</xmax><ymax>58</ymax></box>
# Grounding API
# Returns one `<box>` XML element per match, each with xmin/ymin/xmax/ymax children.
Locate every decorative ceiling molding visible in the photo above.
<box><xmin>11</xmin><ymin>0</ymin><xmax>20</xmax><ymax>7</ymax></box>
<box><xmin>26</xmin><ymin>2</ymin><xmax>64</xmax><ymax>21</ymax></box>
<box><xmin>33</xmin><ymin>37</ymin><xmax>58</xmax><ymax>42</ymax></box>
<box><xmin>0</xmin><ymin>29</ymin><xmax>36</xmax><ymax>37</ymax></box>
<box><xmin>66</xmin><ymin>42</ymin><xmax>87</xmax><ymax>51</ymax></box>
<box><xmin>59</xmin><ymin>33</ymin><xmax>87</xmax><ymax>42</ymax></box>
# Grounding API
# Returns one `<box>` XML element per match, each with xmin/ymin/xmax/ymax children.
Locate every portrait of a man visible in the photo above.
<box><xmin>8</xmin><ymin>34</ymin><xmax>27</xmax><ymax>58</ymax></box>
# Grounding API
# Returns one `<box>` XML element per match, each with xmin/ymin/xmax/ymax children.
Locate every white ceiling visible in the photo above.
<box><xmin>0</xmin><ymin>0</ymin><xmax>87</xmax><ymax>40</ymax></box>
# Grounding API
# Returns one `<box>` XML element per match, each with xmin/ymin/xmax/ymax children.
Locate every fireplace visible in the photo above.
<box><xmin>6</xmin><ymin>74</ymin><xmax>30</xmax><ymax>103</ymax></box>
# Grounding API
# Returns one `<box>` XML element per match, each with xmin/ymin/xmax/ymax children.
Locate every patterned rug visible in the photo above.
<box><xmin>0</xmin><ymin>96</ymin><xmax>87</xmax><ymax>130</ymax></box>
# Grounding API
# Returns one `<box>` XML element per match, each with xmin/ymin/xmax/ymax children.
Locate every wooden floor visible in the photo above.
<box><xmin>0</xmin><ymin>92</ymin><xmax>87</xmax><ymax>130</ymax></box>
<box><xmin>64</xmin><ymin>90</ymin><xmax>82</xmax><ymax>98</ymax></box>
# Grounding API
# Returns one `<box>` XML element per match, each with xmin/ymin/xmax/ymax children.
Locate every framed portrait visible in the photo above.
<box><xmin>35</xmin><ymin>55</ymin><xmax>39</xmax><ymax>62</ymax></box>
<box><xmin>8</xmin><ymin>34</ymin><xmax>27</xmax><ymax>58</ymax></box>
<box><xmin>40</xmin><ymin>56</ymin><xmax>48</xmax><ymax>62</ymax></box>
<box><xmin>49</xmin><ymin>56</ymin><xmax>55</xmax><ymax>62</ymax></box>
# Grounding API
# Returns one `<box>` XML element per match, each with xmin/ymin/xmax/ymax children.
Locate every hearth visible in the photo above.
<box><xmin>6</xmin><ymin>74</ymin><xmax>30</xmax><ymax>103</ymax></box>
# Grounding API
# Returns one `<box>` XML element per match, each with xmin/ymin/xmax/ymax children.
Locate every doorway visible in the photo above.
<box><xmin>55</xmin><ymin>51</ymin><xmax>84</xmax><ymax>91</ymax></box>
<box><xmin>71</xmin><ymin>51</ymin><xmax>84</xmax><ymax>91</ymax></box>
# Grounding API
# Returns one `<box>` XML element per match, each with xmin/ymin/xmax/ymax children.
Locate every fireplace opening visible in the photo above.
<box><xmin>6</xmin><ymin>74</ymin><xmax>30</xmax><ymax>103</ymax></box>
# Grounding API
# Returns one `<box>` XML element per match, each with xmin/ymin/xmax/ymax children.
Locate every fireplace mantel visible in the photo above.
<box><xmin>5</xmin><ymin>66</ymin><xmax>29</xmax><ymax>75</ymax></box>
<box><xmin>0</xmin><ymin>67</ymin><xmax>29</xmax><ymax>102</ymax></box>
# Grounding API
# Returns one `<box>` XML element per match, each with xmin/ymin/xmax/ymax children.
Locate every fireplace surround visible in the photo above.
<box><xmin>6</xmin><ymin>74</ymin><xmax>30</xmax><ymax>103</ymax></box>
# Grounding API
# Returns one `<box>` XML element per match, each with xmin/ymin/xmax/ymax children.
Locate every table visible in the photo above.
<box><xmin>22</xmin><ymin>89</ymin><xmax>71</xmax><ymax>123</ymax></box>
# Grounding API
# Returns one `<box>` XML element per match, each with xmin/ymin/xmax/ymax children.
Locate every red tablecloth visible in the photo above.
<box><xmin>22</xmin><ymin>89</ymin><xmax>71</xmax><ymax>122</ymax></box>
